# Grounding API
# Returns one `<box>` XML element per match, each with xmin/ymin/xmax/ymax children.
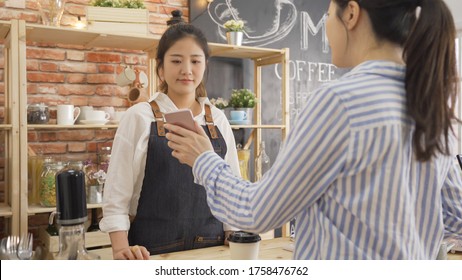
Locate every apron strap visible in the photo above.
<box><xmin>149</xmin><ymin>100</ymin><xmax>218</xmax><ymax>139</ymax></box>
<box><xmin>149</xmin><ymin>100</ymin><xmax>166</xmax><ymax>136</ymax></box>
<box><xmin>204</xmin><ymin>104</ymin><xmax>218</xmax><ymax>139</ymax></box>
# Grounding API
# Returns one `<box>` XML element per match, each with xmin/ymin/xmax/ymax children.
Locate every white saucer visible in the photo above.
<box><xmin>229</xmin><ymin>120</ymin><xmax>250</xmax><ymax>125</ymax></box>
<box><xmin>80</xmin><ymin>119</ymin><xmax>109</xmax><ymax>125</ymax></box>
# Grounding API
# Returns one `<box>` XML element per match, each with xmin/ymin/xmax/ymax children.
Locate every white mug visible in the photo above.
<box><xmin>85</xmin><ymin>110</ymin><xmax>110</xmax><ymax>121</ymax></box>
<box><xmin>77</xmin><ymin>105</ymin><xmax>94</xmax><ymax>122</ymax></box>
<box><xmin>116</xmin><ymin>67</ymin><xmax>136</xmax><ymax>87</ymax></box>
<box><xmin>57</xmin><ymin>105</ymin><xmax>80</xmax><ymax>125</ymax></box>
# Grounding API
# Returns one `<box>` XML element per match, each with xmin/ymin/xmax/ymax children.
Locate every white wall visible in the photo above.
<box><xmin>444</xmin><ymin>0</ymin><xmax>462</xmax><ymax>30</ymax></box>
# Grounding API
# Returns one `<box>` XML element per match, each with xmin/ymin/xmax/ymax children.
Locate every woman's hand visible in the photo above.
<box><xmin>113</xmin><ymin>245</ymin><xmax>150</xmax><ymax>260</ymax></box>
<box><xmin>165</xmin><ymin>122</ymin><xmax>214</xmax><ymax>167</ymax></box>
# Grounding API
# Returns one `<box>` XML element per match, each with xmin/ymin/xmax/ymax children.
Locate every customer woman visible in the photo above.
<box><xmin>99</xmin><ymin>23</ymin><xmax>240</xmax><ymax>260</ymax></box>
<box><xmin>165</xmin><ymin>0</ymin><xmax>462</xmax><ymax>259</ymax></box>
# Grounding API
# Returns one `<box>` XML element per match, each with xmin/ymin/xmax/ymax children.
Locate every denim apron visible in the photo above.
<box><xmin>128</xmin><ymin>103</ymin><xmax>228</xmax><ymax>255</ymax></box>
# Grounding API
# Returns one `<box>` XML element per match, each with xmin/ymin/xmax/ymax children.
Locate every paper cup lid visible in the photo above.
<box><xmin>227</xmin><ymin>231</ymin><xmax>261</xmax><ymax>243</ymax></box>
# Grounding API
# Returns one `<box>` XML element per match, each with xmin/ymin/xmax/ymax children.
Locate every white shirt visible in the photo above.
<box><xmin>100</xmin><ymin>92</ymin><xmax>241</xmax><ymax>233</ymax></box>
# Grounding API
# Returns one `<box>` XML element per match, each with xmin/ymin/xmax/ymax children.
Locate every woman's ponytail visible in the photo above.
<box><xmin>403</xmin><ymin>0</ymin><xmax>460</xmax><ymax>161</ymax></box>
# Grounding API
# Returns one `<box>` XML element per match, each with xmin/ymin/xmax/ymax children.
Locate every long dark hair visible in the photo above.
<box><xmin>156</xmin><ymin>23</ymin><xmax>210</xmax><ymax>98</ymax></box>
<box><xmin>333</xmin><ymin>0</ymin><xmax>460</xmax><ymax>161</ymax></box>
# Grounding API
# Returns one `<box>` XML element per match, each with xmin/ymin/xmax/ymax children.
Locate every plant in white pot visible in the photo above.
<box><xmin>223</xmin><ymin>19</ymin><xmax>245</xmax><ymax>46</ymax></box>
<box><xmin>229</xmin><ymin>88</ymin><xmax>256</xmax><ymax>125</ymax></box>
<box><xmin>86</xmin><ymin>0</ymin><xmax>148</xmax><ymax>35</ymax></box>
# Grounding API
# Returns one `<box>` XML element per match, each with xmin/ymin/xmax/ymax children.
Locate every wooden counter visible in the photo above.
<box><xmin>90</xmin><ymin>237</ymin><xmax>462</xmax><ymax>260</ymax></box>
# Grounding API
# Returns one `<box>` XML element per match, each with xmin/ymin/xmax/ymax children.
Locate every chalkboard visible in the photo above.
<box><xmin>191</xmin><ymin>0</ymin><xmax>347</xmax><ymax>163</ymax></box>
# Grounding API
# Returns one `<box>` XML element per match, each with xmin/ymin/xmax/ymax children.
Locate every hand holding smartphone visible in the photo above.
<box><xmin>164</xmin><ymin>109</ymin><xmax>197</xmax><ymax>132</ymax></box>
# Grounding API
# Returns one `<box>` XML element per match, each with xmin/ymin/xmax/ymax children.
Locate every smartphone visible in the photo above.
<box><xmin>164</xmin><ymin>109</ymin><xmax>197</xmax><ymax>132</ymax></box>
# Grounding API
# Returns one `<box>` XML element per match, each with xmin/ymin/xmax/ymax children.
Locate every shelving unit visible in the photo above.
<box><xmin>0</xmin><ymin>20</ymin><xmax>21</xmax><ymax>237</ymax></box>
<box><xmin>7</xmin><ymin>19</ymin><xmax>289</xmax><ymax>237</ymax></box>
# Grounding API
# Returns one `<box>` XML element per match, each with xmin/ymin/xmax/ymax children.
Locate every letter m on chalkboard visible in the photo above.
<box><xmin>300</xmin><ymin>12</ymin><xmax>328</xmax><ymax>53</ymax></box>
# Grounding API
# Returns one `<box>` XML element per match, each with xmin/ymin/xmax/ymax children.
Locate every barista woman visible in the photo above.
<box><xmin>166</xmin><ymin>0</ymin><xmax>462</xmax><ymax>259</ymax></box>
<box><xmin>100</xmin><ymin>23</ymin><xmax>240</xmax><ymax>260</ymax></box>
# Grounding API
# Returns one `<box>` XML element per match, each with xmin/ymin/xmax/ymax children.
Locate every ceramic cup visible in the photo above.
<box><xmin>138</xmin><ymin>71</ymin><xmax>149</xmax><ymax>88</ymax></box>
<box><xmin>230</xmin><ymin>110</ymin><xmax>247</xmax><ymax>121</ymax></box>
<box><xmin>77</xmin><ymin>106</ymin><xmax>94</xmax><ymax>123</ymax></box>
<box><xmin>101</xmin><ymin>106</ymin><xmax>115</xmax><ymax>120</ymax></box>
<box><xmin>116</xmin><ymin>67</ymin><xmax>136</xmax><ymax>87</ymax></box>
<box><xmin>228</xmin><ymin>231</ymin><xmax>261</xmax><ymax>260</ymax></box>
<box><xmin>85</xmin><ymin>110</ymin><xmax>110</xmax><ymax>121</ymax></box>
<box><xmin>57</xmin><ymin>105</ymin><xmax>80</xmax><ymax>125</ymax></box>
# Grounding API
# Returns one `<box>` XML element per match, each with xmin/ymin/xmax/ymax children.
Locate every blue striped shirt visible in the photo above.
<box><xmin>193</xmin><ymin>60</ymin><xmax>462</xmax><ymax>259</ymax></box>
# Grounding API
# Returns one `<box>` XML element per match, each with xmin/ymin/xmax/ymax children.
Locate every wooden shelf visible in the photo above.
<box><xmin>0</xmin><ymin>124</ymin><xmax>12</xmax><ymax>129</ymax></box>
<box><xmin>0</xmin><ymin>205</ymin><xmax>13</xmax><ymax>217</ymax></box>
<box><xmin>28</xmin><ymin>203</ymin><xmax>103</xmax><ymax>215</ymax></box>
<box><xmin>28</xmin><ymin>124</ymin><xmax>118</xmax><ymax>129</ymax></box>
<box><xmin>23</xmin><ymin>23</ymin><xmax>284</xmax><ymax>61</ymax></box>
<box><xmin>231</xmin><ymin>124</ymin><xmax>286</xmax><ymax>129</ymax></box>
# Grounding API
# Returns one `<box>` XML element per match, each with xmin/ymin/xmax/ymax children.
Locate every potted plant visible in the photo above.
<box><xmin>223</xmin><ymin>19</ymin><xmax>245</xmax><ymax>46</ymax></box>
<box><xmin>86</xmin><ymin>0</ymin><xmax>149</xmax><ymax>35</ymax></box>
<box><xmin>228</xmin><ymin>88</ymin><xmax>256</xmax><ymax>124</ymax></box>
<box><xmin>210</xmin><ymin>97</ymin><xmax>229</xmax><ymax>110</ymax></box>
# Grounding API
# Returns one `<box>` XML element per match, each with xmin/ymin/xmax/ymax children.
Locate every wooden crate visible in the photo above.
<box><xmin>38</xmin><ymin>227</ymin><xmax>111</xmax><ymax>258</ymax></box>
<box><xmin>86</xmin><ymin>6</ymin><xmax>149</xmax><ymax>36</ymax></box>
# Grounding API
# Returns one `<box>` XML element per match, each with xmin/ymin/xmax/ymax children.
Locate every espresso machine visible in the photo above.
<box><xmin>50</xmin><ymin>168</ymin><xmax>100</xmax><ymax>260</ymax></box>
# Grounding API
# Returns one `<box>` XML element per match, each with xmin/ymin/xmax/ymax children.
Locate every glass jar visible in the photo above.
<box><xmin>40</xmin><ymin>161</ymin><xmax>64</xmax><ymax>207</ymax></box>
<box><xmin>98</xmin><ymin>146</ymin><xmax>111</xmax><ymax>172</ymax></box>
<box><xmin>27</xmin><ymin>103</ymin><xmax>50</xmax><ymax>124</ymax></box>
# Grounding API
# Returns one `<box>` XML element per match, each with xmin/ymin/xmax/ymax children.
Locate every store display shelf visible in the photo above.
<box><xmin>28</xmin><ymin>124</ymin><xmax>118</xmax><ymax>130</ymax></box>
<box><xmin>28</xmin><ymin>203</ymin><xmax>103</xmax><ymax>214</ymax></box>
<box><xmin>0</xmin><ymin>205</ymin><xmax>13</xmax><ymax>217</ymax></box>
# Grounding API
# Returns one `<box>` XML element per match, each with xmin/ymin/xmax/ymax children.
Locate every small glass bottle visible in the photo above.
<box><xmin>27</xmin><ymin>103</ymin><xmax>50</xmax><ymax>124</ymax></box>
<box><xmin>254</xmin><ymin>141</ymin><xmax>271</xmax><ymax>181</ymax></box>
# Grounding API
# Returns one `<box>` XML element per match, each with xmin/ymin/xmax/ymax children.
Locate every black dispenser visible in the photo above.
<box><xmin>56</xmin><ymin>169</ymin><xmax>87</xmax><ymax>225</ymax></box>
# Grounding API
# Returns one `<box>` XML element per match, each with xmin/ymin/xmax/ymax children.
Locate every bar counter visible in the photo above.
<box><xmin>90</xmin><ymin>237</ymin><xmax>462</xmax><ymax>260</ymax></box>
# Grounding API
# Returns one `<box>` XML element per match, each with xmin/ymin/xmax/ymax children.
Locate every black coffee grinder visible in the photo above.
<box><xmin>50</xmin><ymin>168</ymin><xmax>100</xmax><ymax>260</ymax></box>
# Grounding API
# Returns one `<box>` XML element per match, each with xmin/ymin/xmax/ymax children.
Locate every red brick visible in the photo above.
<box><xmin>87</xmin><ymin>74</ymin><xmax>115</xmax><ymax>84</ymax></box>
<box><xmin>35</xmin><ymin>143</ymin><xmax>68</xmax><ymax>154</ymax></box>
<box><xmin>58</xmin><ymin>84</ymin><xmax>95</xmax><ymax>96</ymax></box>
<box><xmin>149</xmin><ymin>14</ymin><xmax>170</xmax><ymax>24</ymax></box>
<box><xmin>37</xmin><ymin>132</ymin><xmax>58</xmax><ymax>142</ymax></box>
<box><xmin>28</xmin><ymin>73</ymin><xmax>65</xmax><ymax>83</ymax></box>
<box><xmin>98</xmin><ymin>64</ymin><xmax>115</xmax><ymax>73</ymax></box>
<box><xmin>27</xmin><ymin>131</ymin><xmax>39</xmax><ymax>142</ymax></box>
<box><xmin>57</xmin><ymin>130</ymin><xmax>95</xmax><ymax>141</ymax></box>
<box><xmin>95</xmin><ymin>85</ymin><xmax>125</xmax><ymax>98</ymax></box>
<box><xmin>27</xmin><ymin>49</ymin><xmax>66</xmax><ymax>61</ymax></box>
<box><xmin>66</xmin><ymin>50</ymin><xmax>85</xmax><ymax>61</ymax></box>
<box><xmin>69</xmin><ymin>96</ymin><xmax>91</xmax><ymax>106</ymax></box>
<box><xmin>39</xmin><ymin>62</ymin><xmax>59</xmax><ymax>72</ymax></box>
<box><xmin>27</xmin><ymin>60</ymin><xmax>39</xmax><ymax>71</ymax></box>
<box><xmin>86</xmin><ymin>53</ymin><xmax>122</xmax><ymax>63</ymax></box>
<box><xmin>68</xmin><ymin>142</ymin><xmax>87</xmax><ymax>153</ymax></box>
<box><xmin>26</xmin><ymin>85</ymin><xmax>37</xmax><ymax>96</ymax></box>
<box><xmin>36</xmin><ymin>85</ymin><xmax>59</xmax><ymax>95</ymax></box>
<box><xmin>59</xmin><ymin>62</ymin><xmax>98</xmax><ymax>73</ymax></box>
<box><xmin>167</xmin><ymin>0</ymin><xmax>187</xmax><ymax>7</ymax></box>
<box><xmin>67</xmin><ymin>74</ymin><xmax>86</xmax><ymax>84</ymax></box>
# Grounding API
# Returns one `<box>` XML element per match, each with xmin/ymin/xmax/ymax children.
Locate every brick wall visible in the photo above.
<box><xmin>0</xmin><ymin>0</ymin><xmax>189</xmax><ymax>237</ymax></box>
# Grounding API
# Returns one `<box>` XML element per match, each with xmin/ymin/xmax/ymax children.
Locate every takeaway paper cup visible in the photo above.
<box><xmin>228</xmin><ymin>231</ymin><xmax>261</xmax><ymax>260</ymax></box>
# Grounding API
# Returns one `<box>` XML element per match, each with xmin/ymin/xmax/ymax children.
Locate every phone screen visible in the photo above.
<box><xmin>164</xmin><ymin>109</ymin><xmax>197</xmax><ymax>132</ymax></box>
